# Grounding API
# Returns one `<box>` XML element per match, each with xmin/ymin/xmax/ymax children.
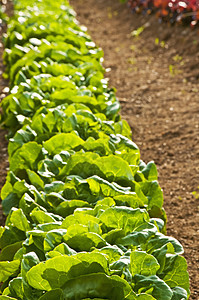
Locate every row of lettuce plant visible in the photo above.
<box><xmin>0</xmin><ymin>0</ymin><xmax>190</xmax><ymax>299</ymax></box>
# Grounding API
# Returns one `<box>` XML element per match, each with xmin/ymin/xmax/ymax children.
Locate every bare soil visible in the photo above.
<box><xmin>0</xmin><ymin>0</ymin><xmax>198</xmax><ymax>298</ymax></box>
<box><xmin>70</xmin><ymin>0</ymin><xmax>199</xmax><ymax>298</ymax></box>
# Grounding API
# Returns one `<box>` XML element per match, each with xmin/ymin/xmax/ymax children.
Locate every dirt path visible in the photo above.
<box><xmin>70</xmin><ymin>0</ymin><xmax>199</xmax><ymax>298</ymax></box>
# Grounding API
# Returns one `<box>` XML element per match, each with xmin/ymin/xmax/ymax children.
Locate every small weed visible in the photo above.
<box><xmin>131</xmin><ymin>26</ymin><xmax>145</xmax><ymax>38</ymax></box>
<box><xmin>169</xmin><ymin>64</ymin><xmax>182</xmax><ymax>76</ymax></box>
<box><xmin>169</xmin><ymin>64</ymin><xmax>176</xmax><ymax>76</ymax></box>
<box><xmin>107</xmin><ymin>7</ymin><xmax>118</xmax><ymax>19</ymax></box>
<box><xmin>130</xmin><ymin>45</ymin><xmax>136</xmax><ymax>51</ymax></box>
<box><xmin>155</xmin><ymin>38</ymin><xmax>159</xmax><ymax>45</ymax></box>
<box><xmin>172</xmin><ymin>54</ymin><xmax>182</xmax><ymax>62</ymax></box>
<box><xmin>155</xmin><ymin>38</ymin><xmax>167</xmax><ymax>48</ymax></box>
<box><xmin>128</xmin><ymin>57</ymin><xmax>137</xmax><ymax>65</ymax></box>
<box><xmin>192</xmin><ymin>187</ymin><xmax>199</xmax><ymax>199</ymax></box>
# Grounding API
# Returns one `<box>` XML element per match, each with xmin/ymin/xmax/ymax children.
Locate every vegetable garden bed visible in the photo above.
<box><xmin>0</xmin><ymin>0</ymin><xmax>198</xmax><ymax>299</ymax></box>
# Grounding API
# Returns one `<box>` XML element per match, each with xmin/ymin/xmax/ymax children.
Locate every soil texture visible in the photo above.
<box><xmin>70</xmin><ymin>0</ymin><xmax>199</xmax><ymax>298</ymax></box>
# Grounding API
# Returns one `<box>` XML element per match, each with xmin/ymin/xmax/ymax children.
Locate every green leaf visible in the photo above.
<box><xmin>139</xmin><ymin>181</ymin><xmax>163</xmax><ymax>209</ymax></box>
<box><xmin>26</xmin><ymin>256</ymin><xmax>78</xmax><ymax>291</ymax></box>
<box><xmin>94</xmin><ymin>245</ymin><xmax>123</xmax><ymax>263</ymax></box>
<box><xmin>0</xmin><ymin>226</ymin><xmax>25</xmax><ymax>249</ymax></box>
<box><xmin>83</xmin><ymin>136</ymin><xmax>112</xmax><ymax>156</ymax></box>
<box><xmin>46</xmin><ymin>243</ymin><xmax>76</xmax><ymax>259</ymax></box>
<box><xmin>162</xmin><ymin>256</ymin><xmax>190</xmax><ymax>295</ymax></box>
<box><xmin>171</xmin><ymin>287</ymin><xmax>188</xmax><ymax>300</ymax></box>
<box><xmin>110</xmin><ymin>255</ymin><xmax>131</xmax><ymax>282</ymax></box>
<box><xmin>26</xmin><ymin>253</ymin><xmax>109</xmax><ymax>291</ymax></box>
<box><xmin>103</xmin><ymin>228</ymin><xmax>125</xmax><ymax>245</ymax></box>
<box><xmin>141</xmin><ymin>161</ymin><xmax>158</xmax><ymax>181</ymax></box>
<box><xmin>63</xmin><ymin>231</ymin><xmax>107</xmax><ymax>252</ymax></box>
<box><xmin>9</xmin><ymin>142</ymin><xmax>42</xmax><ymax>172</ymax></box>
<box><xmin>5</xmin><ymin>277</ymin><xmax>23</xmax><ymax>300</ymax></box>
<box><xmin>62</xmin><ymin>273</ymin><xmax>135</xmax><ymax>300</ymax></box>
<box><xmin>136</xmin><ymin>295</ymin><xmax>156</xmax><ymax>300</ymax></box>
<box><xmin>39</xmin><ymin>289</ymin><xmax>64</xmax><ymax>300</ymax></box>
<box><xmin>26</xmin><ymin>169</ymin><xmax>44</xmax><ymax>190</ymax></box>
<box><xmin>87</xmin><ymin>175</ymin><xmax>136</xmax><ymax>199</ymax></box>
<box><xmin>62</xmin><ymin>210</ymin><xmax>99</xmax><ymax>225</ymax></box>
<box><xmin>119</xmin><ymin>222</ymin><xmax>157</xmax><ymax>248</ymax></box>
<box><xmin>1</xmin><ymin>181</ymin><xmax>13</xmax><ymax>201</ymax></box>
<box><xmin>65</xmin><ymin>153</ymin><xmax>134</xmax><ymax>184</ymax></box>
<box><xmin>99</xmin><ymin>206</ymin><xmax>149</xmax><ymax>234</ymax></box>
<box><xmin>44</xmin><ymin>229</ymin><xmax>67</xmax><ymax>252</ymax></box>
<box><xmin>96</xmin><ymin>155</ymin><xmax>134</xmax><ymax>183</ymax></box>
<box><xmin>130</xmin><ymin>250</ymin><xmax>160</xmax><ymax>276</ymax></box>
<box><xmin>55</xmin><ymin>199</ymin><xmax>91</xmax><ymax>217</ymax></box>
<box><xmin>37</xmin><ymin>159</ymin><xmax>59</xmax><ymax>178</ymax></box>
<box><xmin>30</xmin><ymin>209</ymin><xmax>57</xmax><ymax>224</ymax></box>
<box><xmin>147</xmin><ymin>233</ymin><xmax>184</xmax><ymax>255</ymax></box>
<box><xmin>21</xmin><ymin>252</ymin><xmax>40</xmax><ymax>278</ymax></box>
<box><xmin>2</xmin><ymin>193</ymin><xmax>20</xmax><ymax>216</ymax></box>
<box><xmin>9</xmin><ymin>208</ymin><xmax>31</xmax><ymax>232</ymax></box>
<box><xmin>134</xmin><ymin>275</ymin><xmax>173</xmax><ymax>300</ymax></box>
<box><xmin>43</xmin><ymin>133</ymin><xmax>84</xmax><ymax>156</ymax></box>
<box><xmin>44</xmin><ymin>181</ymin><xmax>65</xmax><ymax>194</ymax></box>
<box><xmin>0</xmin><ymin>260</ymin><xmax>20</xmax><ymax>282</ymax></box>
<box><xmin>8</xmin><ymin>126</ymin><xmax>37</xmax><ymax>157</ymax></box>
<box><xmin>0</xmin><ymin>241</ymin><xmax>22</xmax><ymax>261</ymax></box>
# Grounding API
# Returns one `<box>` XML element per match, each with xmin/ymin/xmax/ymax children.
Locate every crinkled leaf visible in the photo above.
<box><xmin>62</xmin><ymin>273</ymin><xmax>135</xmax><ymax>300</ymax></box>
<box><xmin>134</xmin><ymin>275</ymin><xmax>173</xmax><ymax>300</ymax></box>
<box><xmin>43</xmin><ymin>133</ymin><xmax>84</xmax><ymax>156</ymax></box>
<box><xmin>0</xmin><ymin>260</ymin><xmax>20</xmax><ymax>282</ymax></box>
<box><xmin>130</xmin><ymin>250</ymin><xmax>160</xmax><ymax>276</ymax></box>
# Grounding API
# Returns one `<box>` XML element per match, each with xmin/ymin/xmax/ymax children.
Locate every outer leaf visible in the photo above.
<box><xmin>9</xmin><ymin>208</ymin><xmax>31</xmax><ymax>232</ymax></box>
<box><xmin>38</xmin><ymin>289</ymin><xmax>64</xmax><ymax>300</ymax></box>
<box><xmin>99</xmin><ymin>206</ymin><xmax>149</xmax><ymax>234</ymax></box>
<box><xmin>0</xmin><ymin>241</ymin><xmax>22</xmax><ymax>261</ymax></box>
<box><xmin>63</xmin><ymin>231</ymin><xmax>107</xmax><ymax>251</ymax></box>
<box><xmin>26</xmin><ymin>255</ymin><xmax>80</xmax><ymax>291</ymax></box>
<box><xmin>62</xmin><ymin>273</ymin><xmax>136</xmax><ymax>300</ymax></box>
<box><xmin>171</xmin><ymin>287</ymin><xmax>188</xmax><ymax>300</ymax></box>
<box><xmin>26</xmin><ymin>253</ymin><xmax>108</xmax><ymax>291</ymax></box>
<box><xmin>162</xmin><ymin>256</ymin><xmax>190</xmax><ymax>295</ymax></box>
<box><xmin>134</xmin><ymin>275</ymin><xmax>173</xmax><ymax>300</ymax></box>
<box><xmin>43</xmin><ymin>133</ymin><xmax>84</xmax><ymax>155</ymax></box>
<box><xmin>0</xmin><ymin>260</ymin><xmax>20</xmax><ymax>282</ymax></box>
<box><xmin>130</xmin><ymin>250</ymin><xmax>160</xmax><ymax>276</ymax></box>
<box><xmin>9</xmin><ymin>142</ymin><xmax>42</xmax><ymax>172</ymax></box>
<box><xmin>5</xmin><ymin>277</ymin><xmax>23</xmax><ymax>300</ymax></box>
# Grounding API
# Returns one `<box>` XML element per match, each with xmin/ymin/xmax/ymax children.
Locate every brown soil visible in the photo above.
<box><xmin>0</xmin><ymin>0</ymin><xmax>198</xmax><ymax>298</ymax></box>
<box><xmin>70</xmin><ymin>0</ymin><xmax>199</xmax><ymax>298</ymax></box>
